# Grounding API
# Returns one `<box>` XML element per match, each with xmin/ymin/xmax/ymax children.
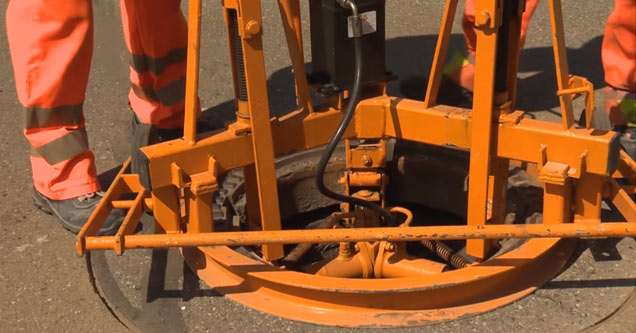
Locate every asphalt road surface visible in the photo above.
<box><xmin>0</xmin><ymin>1</ymin><xmax>634</xmax><ymax>332</ymax></box>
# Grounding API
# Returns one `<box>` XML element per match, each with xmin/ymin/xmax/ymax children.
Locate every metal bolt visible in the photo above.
<box><xmin>245</xmin><ymin>20</ymin><xmax>261</xmax><ymax>37</ymax></box>
<box><xmin>339</xmin><ymin>242</ymin><xmax>353</xmax><ymax>259</ymax></box>
<box><xmin>362</xmin><ymin>155</ymin><xmax>372</xmax><ymax>166</ymax></box>
<box><xmin>475</xmin><ymin>10</ymin><xmax>491</xmax><ymax>28</ymax></box>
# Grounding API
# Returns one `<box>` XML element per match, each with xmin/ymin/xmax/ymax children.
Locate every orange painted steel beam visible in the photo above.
<box><xmin>504</xmin><ymin>0</ymin><xmax>523</xmax><ymax>109</ymax></box>
<box><xmin>609</xmin><ymin>178</ymin><xmax>636</xmax><ymax>220</ymax></box>
<box><xmin>237</xmin><ymin>0</ymin><xmax>284</xmax><ymax>260</ymax></box>
<box><xmin>150</xmin><ymin>186</ymin><xmax>182</xmax><ymax>234</ymax></box>
<box><xmin>373</xmin><ymin>99</ymin><xmax>619</xmax><ymax>176</ymax></box>
<box><xmin>113</xmin><ymin>187</ymin><xmax>147</xmax><ymax>255</ymax></box>
<box><xmin>183</xmin><ymin>0</ymin><xmax>202</xmax><ymax>144</ymax></box>
<box><xmin>614</xmin><ymin>150</ymin><xmax>636</xmax><ymax>180</ymax></box>
<box><xmin>78</xmin><ymin>158</ymin><xmax>132</xmax><ymax>238</ymax></box>
<box><xmin>423</xmin><ymin>0</ymin><xmax>458</xmax><ymax>108</ymax></box>
<box><xmin>573</xmin><ymin>173</ymin><xmax>605</xmax><ymax>223</ymax></box>
<box><xmin>487</xmin><ymin>156</ymin><xmax>509</xmax><ymax>225</ymax></box>
<box><xmin>142</xmin><ymin>130</ymin><xmax>254</xmax><ymax>189</ymax></box>
<box><xmin>548</xmin><ymin>0</ymin><xmax>575</xmax><ymax>130</ymax></box>
<box><xmin>140</xmin><ymin>106</ymin><xmax>351</xmax><ymax>190</ymax></box>
<box><xmin>80</xmin><ymin>222</ymin><xmax>635</xmax><ymax>252</ymax></box>
<box><xmin>140</xmin><ymin>99</ymin><xmax>618</xmax><ymax>191</ymax></box>
<box><xmin>277</xmin><ymin>0</ymin><xmax>314</xmax><ymax>114</ymax></box>
<box><xmin>466</xmin><ymin>1</ymin><xmax>500</xmax><ymax>258</ymax></box>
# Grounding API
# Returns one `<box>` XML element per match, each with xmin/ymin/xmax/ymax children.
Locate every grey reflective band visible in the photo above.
<box><xmin>30</xmin><ymin>128</ymin><xmax>89</xmax><ymax>165</ymax></box>
<box><xmin>130</xmin><ymin>48</ymin><xmax>187</xmax><ymax>76</ymax></box>
<box><xmin>131</xmin><ymin>76</ymin><xmax>186</xmax><ymax>106</ymax></box>
<box><xmin>24</xmin><ymin>104</ymin><xmax>83</xmax><ymax>129</ymax></box>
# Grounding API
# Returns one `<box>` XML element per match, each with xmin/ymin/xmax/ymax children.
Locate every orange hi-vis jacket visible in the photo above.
<box><xmin>6</xmin><ymin>0</ymin><xmax>189</xmax><ymax>200</ymax></box>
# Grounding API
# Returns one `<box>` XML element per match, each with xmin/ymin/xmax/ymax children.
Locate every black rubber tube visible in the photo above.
<box><xmin>315</xmin><ymin>1</ymin><xmax>395</xmax><ymax>226</ymax></box>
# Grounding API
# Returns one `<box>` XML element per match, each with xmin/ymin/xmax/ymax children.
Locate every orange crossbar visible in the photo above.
<box><xmin>79</xmin><ymin>222</ymin><xmax>635</xmax><ymax>254</ymax></box>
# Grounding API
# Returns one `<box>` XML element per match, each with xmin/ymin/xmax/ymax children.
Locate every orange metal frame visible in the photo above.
<box><xmin>77</xmin><ymin>0</ymin><xmax>635</xmax><ymax>286</ymax></box>
<box><xmin>75</xmin><ymin>0</ymin><xmax>636</xmax><ymax>326</ymax></box>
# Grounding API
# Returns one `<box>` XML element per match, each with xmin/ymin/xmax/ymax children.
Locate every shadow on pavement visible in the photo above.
<box><xmin>390</xmin><ymin>34</ymin><xmax>605</xmax><ymax>114</ymax></box>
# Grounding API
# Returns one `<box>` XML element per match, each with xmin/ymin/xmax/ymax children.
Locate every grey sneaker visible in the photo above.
<box><xmin>32</xmin><ymin>189</ymin><xmax>124</xmax><ymax>235</ymax></box>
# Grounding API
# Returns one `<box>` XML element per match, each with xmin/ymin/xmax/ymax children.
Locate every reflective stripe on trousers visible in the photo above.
<box><xmin>119</xmin><ymin>0</ymin><xmax>191</xmax><ymax>130</ymax></box>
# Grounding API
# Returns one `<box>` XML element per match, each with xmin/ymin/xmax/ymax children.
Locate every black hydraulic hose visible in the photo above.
<box><xmin>315</xmin><ymin>0</ymin><xmax>396</xmax><ymax>226</ymax></box>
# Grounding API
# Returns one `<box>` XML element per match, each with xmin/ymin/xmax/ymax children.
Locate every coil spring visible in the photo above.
<box><xmin>421</xmin><ymin>240</ymin><xmax>470</xmax><ymax>269</ymax></box>
<box><xmin>281</xmin><ymin>243</ymin><xmax>314</xmax><ymax>266</ymax></box>
<box><xmin>228</xmin><ymin>9</ymin><xmax>248</xmax><ymax>101</ymax></box>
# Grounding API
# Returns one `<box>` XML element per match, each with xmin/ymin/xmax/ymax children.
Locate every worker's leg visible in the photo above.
<box><xmin>119</xmin><ymin>0</ymin><xmax>191</xmax><ymax>130</ymax></box>
<box><xmin>445</xmin><ymin>0</ymin><xmax>539</xmax><ymax>92</ymax></box>
<box><xmin>6</xmin><ymin>0</ymin><xmax>99</xmax><ymax>200</ymax></box>
<box><xmin>6</xmin><ymin>0</ymin><xmax>123</xmax><ymax>235</ymax></box>
<box><xmin>602</xmin><ymin>0</ymin><xmax>636</xmax><ymax>131</ymax></box>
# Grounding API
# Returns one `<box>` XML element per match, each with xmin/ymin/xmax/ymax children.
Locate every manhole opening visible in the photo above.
<box><xmin>213</xmin><ymin>141</ymin><xmax>544</xmax><ymax>274</ymax></box>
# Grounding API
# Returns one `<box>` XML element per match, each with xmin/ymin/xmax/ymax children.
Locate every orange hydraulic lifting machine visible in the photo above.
<box><xmin>77</xmin><ymin>0</ymin><xmax>635</xmax><ymax>327</ymax></box>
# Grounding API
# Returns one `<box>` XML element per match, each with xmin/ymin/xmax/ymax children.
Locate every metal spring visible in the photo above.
<box><xmin>281</xmin><ymin>242</ymin><xmax>314</xmax><ymax>266</ymax></box>
<box><xmin>281</xmin><ymin>215</ymin><xmax>342</xmax><ymax>266</ymax></box>
<box><xmin>421</xmin><ymin>240</ymin><xmax>470</xmax><ymax>269</ymax></box>
<box><xmin>228</xmin><ymin>9</ymin><xmax>248</xmax><ymax>101</ymax></box>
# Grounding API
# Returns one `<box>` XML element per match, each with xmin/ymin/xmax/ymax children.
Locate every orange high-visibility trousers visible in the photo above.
<box><xmin>6</xmin><ymin>0</ymin><xmax>188</xmax><ymax>200</ymax></box>
<box><xmin>602</xmin><ymin>0</ymin><xmax>636</xmax><ymax>127</ymax></box>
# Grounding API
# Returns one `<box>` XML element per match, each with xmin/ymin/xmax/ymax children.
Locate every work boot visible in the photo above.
<box><xmin>33</xmin><ymin>188</ymin><xmax>124</xmax><ymax>235</ymax></box>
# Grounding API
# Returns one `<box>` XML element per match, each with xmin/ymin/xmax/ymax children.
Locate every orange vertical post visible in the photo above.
<box><xmin>185</xmin><ymin>190</ymin><xmax>213</xmax><ymax>233</ymax></box>
<box><xmin>236</xmin><ymin>0</ymin><xmax>284</xmax><ymax>261</ymax></box>
<box><xmin>544</xmin><ymin>182</ymin><xmax>572</xmax><ymax>224</ymax></box>
<box><xmin>152</xmin><ymin>186</ymin><xmax>182</xmax><ymax>233</ymax></box>
<box><xmin>183</xmin><ymin>0</ymin><xmax>203</xmax><ymax>144</ymax></box>
<box><xmin>243</xmin><ymin>164</ymin><xmax>263</xmax><ymax>233</ymax></box>
<box><xmin>466</xmin><ymin>0</ymin><xmax>501</xmax><ymax>259</ymax></box>
<box><xmin>573</xmin><ymin>173</ymin><xmax>605</xmax><ymax>223</ymax></box>
<box><xmin>487</xmin><ymin>157</ymin><xmax>509</xmax><ymax>225</ymax></box>
<box><xmin>540</xmin><ymin>162</ymin><xmax>573</xmax><ymax>224</ymax></box>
